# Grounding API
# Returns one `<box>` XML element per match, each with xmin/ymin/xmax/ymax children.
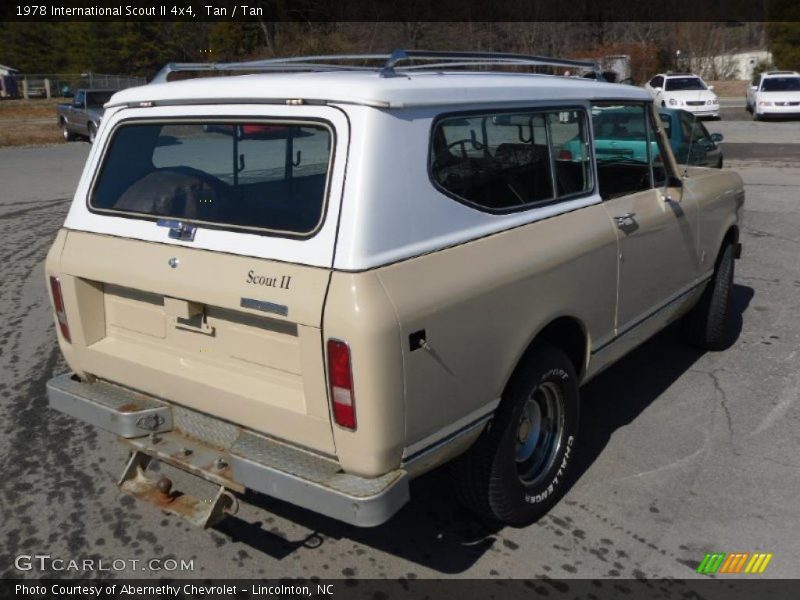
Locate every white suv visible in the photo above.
<box><xmin>45</xmin><ymin>50</ymin><xmax>744</xmax><ymax>529</ymax></box>
<box><xmin>746</xmin><ymin>71</ymin><xmax>800</xmax><ymax>120</ymax></box>
<box><xmin>645</xmin><ymin>73</ymin><xmax>720</xmax><ymax>119</ymax></box>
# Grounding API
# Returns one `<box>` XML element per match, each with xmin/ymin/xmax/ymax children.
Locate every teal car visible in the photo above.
<box><xmin>559</xmin><ymin>106</ymin><xmax>723</xmax><ymax>168</ymax></box>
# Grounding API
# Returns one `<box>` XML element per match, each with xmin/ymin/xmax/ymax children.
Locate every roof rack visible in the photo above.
<box><xmin>150</xmin><ymin>49</ymin><xmax>598</xmax><ymax>84</ymax></box>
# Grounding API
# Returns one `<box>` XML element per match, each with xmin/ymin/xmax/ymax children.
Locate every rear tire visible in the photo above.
<box><xmin>684</xmin><ymin>243</ymin><xmax>735</xmax><ymax>351</ymax></box>
<box><xmin>450</xmin><ymin>344</ymin><xmax>579</xmax><ymax>525</ymax></box>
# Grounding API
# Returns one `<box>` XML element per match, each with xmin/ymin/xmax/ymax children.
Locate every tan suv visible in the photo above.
<box><xmin>45</xmin><ymin>50</ymin><xmax>745</xmax><ymax>528</ymax></box>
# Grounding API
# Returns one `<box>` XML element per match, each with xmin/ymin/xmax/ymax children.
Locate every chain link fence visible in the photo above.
<box><xmin>5</xmin><ymin>72</ymin><xmax>147</xmax><ymax>99</ymax></box>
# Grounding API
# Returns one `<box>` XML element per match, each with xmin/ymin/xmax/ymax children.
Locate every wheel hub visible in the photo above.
<box><xmin>514</xmin><ymin>381</ymin><xmax>564</xmax><ymax>486</ymax></box>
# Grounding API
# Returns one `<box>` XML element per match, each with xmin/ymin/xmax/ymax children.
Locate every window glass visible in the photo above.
<box><xmin>547</xmin><ymin>111</ymin><xmax>593</xmax><ymax>197</ymax></box>
<box><xmin>86</xmin><ymin>91</ymin><xmax>115</xmax><ymax>107</ymax></box>
<box><xmin>659</xmin><ymin>112</ymin><xmax>672</xmax><ymax>138</ymax></box>
<box><xmin>591</xmin><ymin>103</ymin><xmax>651</xmax><ymax>199</ymax></box>
<box><xmin>91</xmin><ymin>121</ymin><xmax>332</xmax><ymax>236</ymax></box>
<box><xmin>664</xmin><ymin>77</ymin><xmax>707</xmax><ymax>91</ymax></box>
<box><xmin>431</xmin><ymin>109</ymin><xmax>592</xmax><ymax>211</ymax></box>
<box><xmin>678</xmin><ymin>111</ymin><xmax>706</xmax><ymax>144</ymax></box>
<box><xmin>761</xmin><ymin>77</ymin><xmax>800</xmax><ymax>92</ymax></box>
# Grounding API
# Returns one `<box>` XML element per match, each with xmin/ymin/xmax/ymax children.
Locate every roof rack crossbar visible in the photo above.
<box><xmin>151</xmin><ymin>49</ymin><xmax>598</xmax><ymax>84</ymax></box>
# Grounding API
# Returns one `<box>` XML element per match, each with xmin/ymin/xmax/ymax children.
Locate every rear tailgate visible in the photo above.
<box><xmin>50</xmin><ymin>103</ymin><xmax>351</xmax><ymax>454</ymax></box>
<box><xmin>57</xmin><ymin>231</ymin><xmax>335</xmax><ymax>453</ymax></box>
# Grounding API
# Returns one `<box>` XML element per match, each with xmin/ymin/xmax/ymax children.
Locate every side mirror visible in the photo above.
<box><xmin>708</xmin><ymin>85</ymin><xmax>715</xmax><ymax>91</ymax></box>
<box><xmin>750</xmin><ymin>85</ymin><xmax>758</xmax><ymax>90</ymax></box>
<box><xmin>72</xmin><ymin>100</ymin><xmax>81</xmax><ymax>108</ymax></box>
<box><xmin>710</xmin><ymin>132</ymin><xmax>723</xmax><ymax>143</ymax></box>
<box><xmin>653</xmin><ymin>86</ymin><xmax>662</xmax><ymax>92</ymax></box>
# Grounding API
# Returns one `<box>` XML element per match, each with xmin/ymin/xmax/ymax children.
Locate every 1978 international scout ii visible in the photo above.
<box><xmin>45</xmin><ymin>51</ymin><xmax>744</xmax><ymax>527</ymax></box>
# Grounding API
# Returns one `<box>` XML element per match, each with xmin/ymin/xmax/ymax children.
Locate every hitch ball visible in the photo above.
<box><xmin>156</xmin><ymin>477</ymin><xmax>173</xmax><ymax>497</ymax></box>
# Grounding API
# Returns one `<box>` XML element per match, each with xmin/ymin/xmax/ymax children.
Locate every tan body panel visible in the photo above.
<box><xmin>322</xmin><ymin>271</ymin><xmax>406</xmax><ymax>476</ymax></box>
<box><xmin>375</xmin><ymin>203</ymin><xmax>618</xmax><ymax>455</ymax></box>
<box><xmin>46</xmin><ymin>230</ymin><xmax>336</xmax><ymax>454</ymax></box>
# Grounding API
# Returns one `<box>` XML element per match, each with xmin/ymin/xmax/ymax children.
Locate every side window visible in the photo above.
<box><xmin>591</xmin><ymin>103</ymin><xmax>651</xmax><ymax>200</ymax></box>
<box><xmin>547</xmin><ymin>111</ymin><xmax>592</xmax><ymax>197</ymax></box>
<box><xmin>430</xmin><ymin>108</ymin><xmax>591</xmax><ymax>211</ymax></box>
<box><xmin>74</xmin><ymin>90</ymin><xmax>85</xmax><ymax>106</ymax></box>
<box><xmin>678</xmin><ymin>111</ymin><xmax>705</xmax><ymax>144</ymax></box>
<box><xmin>752</xmin><ymin>74</ymin><xmax>760</xmax><ymax>88</ymax></box>
<box><xmin>650</xmin><ymin>76</ymin><xmax>664</xmax><ymax>89</ymax></box>
<box><xmin>659</xmin><ymin>113</ymin><xmax>672</xmax><ymax>138</ymax></box>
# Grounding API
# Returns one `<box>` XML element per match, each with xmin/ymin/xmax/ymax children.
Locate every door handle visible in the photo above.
<box><xmin>614</xmin><ymin>212</ymin><xmax>636</xmax><ymax>226</ymax></box>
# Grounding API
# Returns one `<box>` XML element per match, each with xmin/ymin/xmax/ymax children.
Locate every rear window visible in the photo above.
<box><xmin>90</xmin><ymin>120</ymin><xmax>333</xmax><ymax>237</ymax></box>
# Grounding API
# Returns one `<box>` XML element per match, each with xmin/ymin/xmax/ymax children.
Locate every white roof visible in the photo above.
<box><xmin>108</xmin><ymin>70</ymin><xmax>651</xmax><ymax>109</ymax></box>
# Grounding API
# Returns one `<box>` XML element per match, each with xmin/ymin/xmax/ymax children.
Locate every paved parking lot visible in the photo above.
<box><xmin>1</xmin><ymin>118</ymin><xmax>799</xmax><ymax>581</ymax></box>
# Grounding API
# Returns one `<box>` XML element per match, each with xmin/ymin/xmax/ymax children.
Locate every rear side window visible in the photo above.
<box><xmin>90</xmin><ymin>120</ymin><xmax>333</xmax><ymax>237</ymax></box>
<box><xmin>429</xmin><ymin>109</ymin><xmax>592</xmax><ymax>212</ymax></box>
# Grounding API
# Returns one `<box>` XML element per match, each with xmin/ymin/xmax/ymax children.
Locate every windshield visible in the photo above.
<box><xmin>761</xmin><ymin>77</ymin><xmax>800</xmax><ymax>92</ymax></box>
<box><xmin>90</xmin><ymin>120</ymin><xmax>333</xmax><ymax>236</ymax></box>
<box><xmin>665</xmin><ymin>77</ymin><xmax>707</xmax><ymax>91</ymax></box>
<box><xmin>86</xmin><ymin>91</ymin><xmax>116</xmax><ymax>107</ymax></box>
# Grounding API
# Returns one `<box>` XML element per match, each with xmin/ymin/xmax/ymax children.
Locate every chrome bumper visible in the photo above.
<box><xmin>47</xmin><ymin>373</ymin><xmax>409</xmax><ymax>527</ymax></box>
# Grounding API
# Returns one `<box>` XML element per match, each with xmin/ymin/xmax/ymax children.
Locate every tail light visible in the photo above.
<box><xmin>557</xmin><ymin>149</ymin><xmax>573</xmax><ymax>160</ymax></box>
<box><xmin>49</xmin><ymin>276</ymin><xmax>71</xmax><ymax>343</ymax></box>
<box><xmin>327</xmin><ymin>339</ymin><xmax>356</xmax><ymax>430</ymax></box>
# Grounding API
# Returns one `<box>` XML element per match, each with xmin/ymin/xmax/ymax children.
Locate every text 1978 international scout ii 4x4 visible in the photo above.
<box><xmin>45</xmin><ymin>51</ymin><xmax>744</xmax><ymax>527</ymax></box>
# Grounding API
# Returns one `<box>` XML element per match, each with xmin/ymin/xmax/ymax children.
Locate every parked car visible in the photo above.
<box><xmin>645</xmin><ymin>73</ymin><xmax>720</xmax><ymax>119</ymax></box>
<box><xmin>746</xmin><ymin>71</ymin><xmax>800</xmax><ymax>120</ymax></box>
<box><xmin>659</xmin><ymin>108</ymin><xmax>724</xmax><ymax>168</ymax></box>
<box><xmin>56</xmin><ymin>89</ymin><xmax>117</xmax><ymax>142</ymax></box>
<box><xmin>45</xmin><ymin>51</ymin><xmax>744</xmax><ymax>529</ymax></box>
<box><xmin>562</xmin><ymin>106</ymin><xmax>723</xmax><ymax>168</ymax></box>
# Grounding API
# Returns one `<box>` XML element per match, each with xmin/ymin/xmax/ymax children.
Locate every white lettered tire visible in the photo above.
<box><xmin>450</xmin><ymin>344</ymin><xmax>580</xmax><ymax>524</ymax></box>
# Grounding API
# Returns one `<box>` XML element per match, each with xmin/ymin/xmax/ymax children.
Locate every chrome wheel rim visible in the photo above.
<box><xmin>515</xmin><ymin>381</ymin><xmax>564</xmax><ymax>486</ymax></box>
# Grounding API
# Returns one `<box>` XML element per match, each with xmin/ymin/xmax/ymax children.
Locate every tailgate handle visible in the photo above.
<box><xmin>164</xmin><ymin>297</ymin><xmax>215</xmax><ymax>336</ymax></box>
<box><xmin>174</xmin><ymin>313</ymin><xmax>215</xmax><ymax>336</ymax></box>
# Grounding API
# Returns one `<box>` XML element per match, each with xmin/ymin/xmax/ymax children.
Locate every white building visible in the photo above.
<box><xmin>689</xmin><ymin>50</ymin><xmax>772</xmax><ymax>81</ymax></box>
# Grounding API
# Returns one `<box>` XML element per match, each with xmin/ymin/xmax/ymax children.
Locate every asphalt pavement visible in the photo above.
<box><xmin>1</xmin><ymin>121</ymin><xmax>799</xmax><ymax>581</ymax></box>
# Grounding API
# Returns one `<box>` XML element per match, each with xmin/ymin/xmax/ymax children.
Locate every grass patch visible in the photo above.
<box><xmin>0</xmin><ymin>98</ymin><xmax>66</xmax><ymax>147</ymax></box>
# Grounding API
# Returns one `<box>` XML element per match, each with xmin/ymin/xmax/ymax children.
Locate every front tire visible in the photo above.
<box><xmin>684</xmin><ymin>242</ymin><xmax>735</xmax><ymax>351</ymax></box>
<box><xmin>61</xmin><ymin>120</ymin><xmax>75</xmax><ymax>141</ymax></box>
<box><xmin>451</xmin><ymin>345</ymin><xmax>579</xmax><ymax>525</ymax></box>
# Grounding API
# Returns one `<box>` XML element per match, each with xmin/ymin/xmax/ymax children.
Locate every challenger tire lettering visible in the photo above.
<box><xmin>246</xmin><ymin>270</ymin><xmax>292</xmax><ymax>290</ymax></box>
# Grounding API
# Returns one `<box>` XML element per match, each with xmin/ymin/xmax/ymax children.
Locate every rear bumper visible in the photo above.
<box><xmin>47</xmin><ymin>373</ymin><xmax>409</xmax><ymax>527</ymax></box>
